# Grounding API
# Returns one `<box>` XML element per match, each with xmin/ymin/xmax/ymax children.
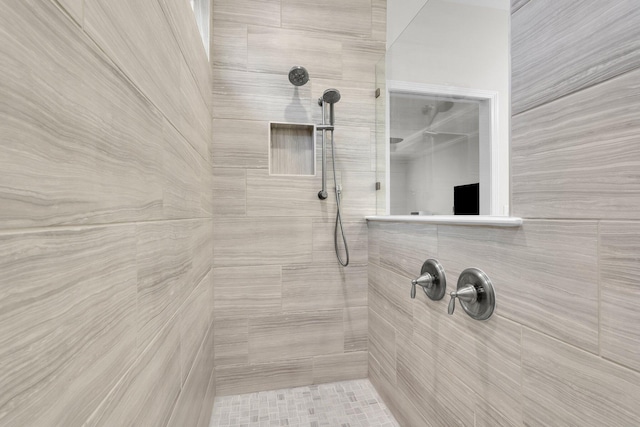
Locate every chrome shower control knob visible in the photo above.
<box><xmin>410</xmin><ymin>259</ymin><xmax>447</xmax><ymax>301</ymax></box>
<box><xmin>449</xmin><ymin>268</ymin><xmax>496</xmax><ymax>320</ymax></box>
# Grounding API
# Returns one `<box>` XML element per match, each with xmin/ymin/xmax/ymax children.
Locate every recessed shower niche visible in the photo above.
<box><xmin>269</xmin><ymin>122</ymin><xmax>316</xmax><ymax>176</ymax></box>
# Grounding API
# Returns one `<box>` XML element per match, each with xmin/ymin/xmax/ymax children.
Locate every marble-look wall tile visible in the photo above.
<box><xmin>377</xmin><ymin>222</ymin><xmax>438</xmax><ymax>279</ymax></box>
<box><xmin>168</xmin><ymin>322</ymin><xmax>215</xmax><ymax>427</ymax></box>
<box><xmin>0</xmin><ymin>226</ymin><xmax>137</xmax><ymax>426</ymax></box>
<box><xmin>599</xmin><ymin>221</ymin><xmax>640</xmax><ymax>372</ymax></box>
<box><xmin>522</xmin><ymin>328</ymin><xmax>640</xmax><ymax>426</ymax></box>
<box><xmin>344</xmin><ymin>306</ymin><xmax>368</xmax><ymax>353</ymax></box>
<box><xmin>213</xmin><ymin>265</ymin><xmax>282</xmax><ymax>318</ymax></box>
<box><xmin>412</xmin><ymin>300</ymin><xmax>523</xmax><ymax>425</ymax></box>
<box><xmin>180</xmin><ymin>271</ymin><xmax>212</xmax><ymax>384</ymax></box>
<box><xmin>1</xmin><ymin>0</ymin><xmax>165</xmax><ymax>229</ymax></box>
<box><xmin>158</xmin><ymin>0</ymin><xmax>210</xmax><ymax>103</ymax></box>
<box><xmin>492</xmin><ymin>221</ymin><xmax>599</xmax><ymax>353</ymax></box>
<box><xmin>248</xmin><ymin>310</ymin><xmax>344</xmax><ymax>363</ymax></box>
<box><xmin>246</xmin><ymin>169</ymin><xmax>337</xmax><ymax>218</ymax></box>
<box><xmin>281</xmin><ymin>0</ymin><xmax>372</xmax><ymax>38</ymax></box>
<box><xmin>248</xmin><ymin>26</ymin><xmax>343</xmax><ymax>80</ymax></box>
<box><xmin>180</xmin><ymin>60</ymin><xmax>212</xmax><ymax>162</ymax></box>
<box><xmin>213</xmin><ymin>317</ymin><xmax>249</xmax><ymax>367</ymax></box>
<box><xmin>512</xmin><ymin>68</ymin><xmax>640</xmax><ymax>219</ymax></box>
<box><xmin>211</xmin><ymin>20</ymin><xmax>248</xmax><ymax>70</ymax></box>
<box><xmin>312</xmin><ymin>351</ymin><xmax>368</xmax><ymax>384</ymax></box>
<box><xmin>511</xmin><ymin>0</ymin><xmax>640</xmax><ymax>114</ymax></box>
<box><xmin>211</xmin><ymin>119</ymin><xmax>268</xmax><ymax>169</ymax></box>
<box><xmin>57</xmin><ymin>0</ymin><xmax>83</xmax><ymax>24</ymax></box>
<box><xmin>325</xmin><ymin>125</ymin><xmax>374</xmax><ymax>172</ymax></box>
<box><xmin>368</xmin><ymin>308</ymin><xmax>396</xmax><ymax>387</ymax></box>
<box><xmin>84</xmin><ymin>0</ymin><xmax>182</xmax><ymax>126</ymax></box>
<box><xmin>342</xmin><ymin>41</ymin><xmax>386</xmax><ymax>84</ymax></box>
<box><xmin>212</xmin><ymin>0</ymin><xmax>280</xmax><ymax>27</ymax></box>
<box><xmin>371</xmin><ymin>0</ymin><xmax>387</xmax><ymax>42</ymax></box>
<box><xmin>212</xmin><ymin>168</ymin><xmax>246</xmax><ymax>216</ymax></box>
<box><xmin>212</xmin><ymin>68</ymin><xmax>315</xmax><ymax>123</ymax></box>
<box><xmin>282</xmin><ymin>263</ymin><xmax>367</xmax><ymax>311</ymax></box>
<box><xmin>85</xmin><ymin>319</ymin><xmax>181</xmax><ymax>427</ymax></box>
<box><xmin>368</xmin><ymin>263</ymin><xmax>413</xmax><ymax>338</ymax></box>
<box><xmin>215</xmin><ymin>359</ymin><xmax>314</xmax><ymax>396</ymax></box>
<box><xmin>396</xmin><ymin>333</ymin><xmax>476</xmax><ymax>427</ymax></box>
<box><xmin>213</xmin><ymin>217</ymin><xmax>313</xmax><ymax>266</ymax></box>
<box><xmin>162</xmin><ymin>119</ymin><xmax>209</xmax><ymax>219</ymax></box>
<box><xmin>135</xmin><ymin>221</ymin><xmax>192</xmax><ymax>351</ymax></box>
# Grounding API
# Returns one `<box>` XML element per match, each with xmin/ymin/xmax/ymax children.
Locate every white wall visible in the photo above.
<box><xmin>387</xmin><ymin>0</ymin><xmax>429</xmax><ymax>48</ymax></box>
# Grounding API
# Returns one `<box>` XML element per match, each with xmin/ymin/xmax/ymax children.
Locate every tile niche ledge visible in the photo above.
<box><xmin>365</xmin><ymin>215</ymin><xmax>523</xmax><ymax>227</ymax></box>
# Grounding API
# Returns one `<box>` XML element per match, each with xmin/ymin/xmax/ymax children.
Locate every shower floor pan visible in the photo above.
<box><xmin>209</xmin><ymin>379</ymin><xmax>399</xmax><ymax>427</ymax></box>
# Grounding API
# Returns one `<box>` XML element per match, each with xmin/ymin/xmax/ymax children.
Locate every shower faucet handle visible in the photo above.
<box><xmin>447</xmin><ymin>284</ymin><xmax>477</xmax><ymax>315</ymax></box>
<box><xmin>410</xmin><ymin>259</ymin><xmax>447</xmax><ymax>301</ymax></box>
<box><xmin>411</xmin><ymin>272</ymin><xmax>434</xmax><ymax>299</ymax></box>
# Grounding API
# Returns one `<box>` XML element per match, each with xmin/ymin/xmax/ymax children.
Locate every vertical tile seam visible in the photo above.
<box><xmin>597</xmin><ymin>220</ymin><xmax>602</xmax><ymax>357</ymax></box>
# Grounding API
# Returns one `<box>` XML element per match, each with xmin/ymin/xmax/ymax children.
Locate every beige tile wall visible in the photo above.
<box><xmin>369</xmin><ymin>1</ymin><xmax>640</xmax><ymax>426</ymax></box>
<box><xmin>211</xmin><ymin>0</ymin><xmax>385</xmax><ymax>395</ymax></box>
<box><xmin>0</xmin><ymin>0</ymin><xmax>214</xmax><ymax>425</ymax></box>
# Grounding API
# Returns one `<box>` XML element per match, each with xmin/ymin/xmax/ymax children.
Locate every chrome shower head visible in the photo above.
<box><xmin>288</xmin><ymin>66</ymin><xmax>309</xmax><ymax>86</ymax></box>
<box><xmin>322</xmin><ymin>88</ymin><xmax>341</xmax><ymax>104</ymax></box>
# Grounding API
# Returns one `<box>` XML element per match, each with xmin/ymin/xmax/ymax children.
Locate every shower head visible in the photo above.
<box><xmin>288</xmin><ymin>66</ymin><xmax>309</xmax><ymax>86</ymax></box>
<box><xmin>322</xmin><ymin>88</ymin><xmax>341</xmax><ymax>104</ymax></box>
<box><xmin>390</xmin><ymin>137</ymin><xmax>404</xmax><ymax>144</ymax></box>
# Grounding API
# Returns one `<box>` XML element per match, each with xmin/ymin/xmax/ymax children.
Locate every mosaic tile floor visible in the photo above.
<box><xmin>209</xmin><ymin>379</ymin><xmax>399</xmax><ymax>427</ymax></box>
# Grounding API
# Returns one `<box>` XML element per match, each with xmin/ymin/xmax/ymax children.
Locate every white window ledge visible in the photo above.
<box><xmin>365</xmin><ymin>215</ymin><xmax>522</xmax><ymax>227</ymax></box>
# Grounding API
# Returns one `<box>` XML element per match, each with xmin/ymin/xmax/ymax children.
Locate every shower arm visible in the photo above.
<box><xmin>318</xmin><ymin>100</ymin><xmax>329</xmax><ymax>200</ymax></box>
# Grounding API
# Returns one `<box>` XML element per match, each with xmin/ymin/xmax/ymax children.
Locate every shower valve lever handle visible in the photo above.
<box><xmin>447</xmin><ymin>284</ymin><xmax>478</xmax><ymax>315</ymax></box>
<box><xmin>410</xmin><ymin>272</ymin><xmax>434</xmax><ymax>299</ymax></box>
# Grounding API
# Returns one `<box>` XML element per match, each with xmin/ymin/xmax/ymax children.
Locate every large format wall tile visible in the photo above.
<box><xmin>512</xmin><ymin>68</ymin><xmax>640</xmax><ymax>220</ymax></box>
<box><xmin>282</xmin><ymin>263</ymin><xmax>367</xmax><ymax>310</ymax></box>
<box><xmin>312</xmin><ymin>351</ymin><xmax>368</xmax><ymax>384</ymax></box>
<box><xmin>168</xmin><ymin>323</ymin><xmax>215</xmax><ymax>427</ymax></box>
<box><xmin>248</xmin><ymin>26</ymin><xmax>343</xmax><ymax>80</ymax></box>
<box><xmin>84</xmin><ymin>0</ymin><xmax>182</xmax><ymax>126</ymax></box>
<box><xmin>376</xmin><ymin>222</ymin><xmax>438</xmax><ymax>278</ymax></box>
<box><xmin>248</xmin><ymin>310</ymin><xmax>344</xmax><ymax>363</ymax></box>
<box><xmin>213</xmin><ymin>217</ymin><xmax>313</xmax><ymax>266</ymax></box>
<box><xmin>213</xmin><ymin>265</ymin><xmax>282</xmax><ymax>318</ymax></box>
<box><xmin>510</xmin><ymin>0</ymin><xmax>530</xmax><ymax>14</ymax></box>
<box><xmin>180</xmin><ymin>271</ymin><xmax>213</xmax><ymax>384</ymax></box>
<box><xmin>135</xmin><ymin>221</ymin><xmax>193</xmax><ymax>351</ymax></box>
<box><xmin>312</xmin><ymin>218</ymin><xmax>369</xmax><ymax>265</ymax></box>
<box><xmin>246</xmin><ymin>169</ymin><xmax>337</xmax><ymax>218</ymax></box>
<box><xmin>522</xmin><ymin>328</ymin><xmax>640</xmax><ymax>426</ymax></box>
<box><xmin>212</xmin><ymin>68</ymin><xmax>314</xmax><ymax>123</ymax></box>
<box><xmin>213</xmin><ymin>316</ymin><xmax>249</xmax><ymax>367</ymax></box>
<box><xmin>211</xmin><ymin>119</ymin><xmax>268</xmax><ymax>169</ymax></box>
<box><xmin>412</xmin><ymin>301</ymin><xmax>523</xmax><ymax>425</ymax></box>
<box><xmin>85</xmin><ymin>319</ymin><xmax>181</xmax><ymax>427</ymax></box>
<box><xmin>511</xmin><ymin>0</ymin><xmax>640</xmax><ymax>114</ymax></box>
<box><xmin>493</xmin><ymin>221</ymin><xmax>599</xmax><ymax>353</ymax></box>
<box><xmin>368</xmin><ymin>263</ymin><xmax>413</xmax><ymax>338</ymax></box>
<box><xmin>344</xmin><ymin>306</ymin><xmax>368</xmax><ymax>353</ymax></box>
<box><xmin>1</xmin><ymin>0</ymin><xmax>165</xmax><ymax>228</ymax></box>
<box><xmin>212</xmin><ymin>168</ymin><xmax>246</xmax><ymax>216</ymax></box>
<box><xmin>281</xmin><ymin>0</ymin><xmax>373</xmax><ymax>38</ymax></box>
<box><xmin>212</xmin><ymin>0</ymin><xmax>281</xmax><ymax>27</ymax></box>
<box><xmin>158</xmin><ymin>0</ymin><xmax>210</xmax><ymax>103</ymax></box>
<box><xmin>0</xmin><ymin>226</ymin><xmax>137</xmax><ymax>426</ymax></box>
<box><xmin>58</xmin><ymin>0</ymin><xmax>83</xmax><ymax>24</ymax></box>
<box><xmin>162</xmin><ymin>120</ymin><xmax>210</xmax><ymax>219</ymax></box>
<box><xmin>599</xmin><ymin>221</ymin><xmax>640</xmax><ymax>372</ymax></box>
<box><xmin>216</xmin><ymin>359</ymin><xmax>314</xmax><ymax>396</ymax></box>
<box><xmin>211</xmin><ymin>20</ymin><xmax>248</xmax><ymax>70</ymax></box>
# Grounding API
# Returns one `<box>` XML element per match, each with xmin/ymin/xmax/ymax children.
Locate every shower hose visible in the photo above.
<box><xmin>330</xmin><ymin>129</ymin><xmax>349</xmax><ymax>267</ymax></box>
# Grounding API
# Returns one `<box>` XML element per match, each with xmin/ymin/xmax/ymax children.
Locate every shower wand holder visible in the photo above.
<box><xmin>318</xmin><ymin>190</ymin><xmax>328</xmax><ymax>200</ymax></box>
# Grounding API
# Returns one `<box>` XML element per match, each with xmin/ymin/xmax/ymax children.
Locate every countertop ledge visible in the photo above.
<box><xmin>365</xmin><ymin>215</ymin><xmax>523</xmax><ymax>227</ymax></box>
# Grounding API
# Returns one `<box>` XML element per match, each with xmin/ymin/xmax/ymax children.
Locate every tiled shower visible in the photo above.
<box><xmin>2</xmin><ymin>1</ymin><xmax>640</xmax><ymax>427</ymax></box>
